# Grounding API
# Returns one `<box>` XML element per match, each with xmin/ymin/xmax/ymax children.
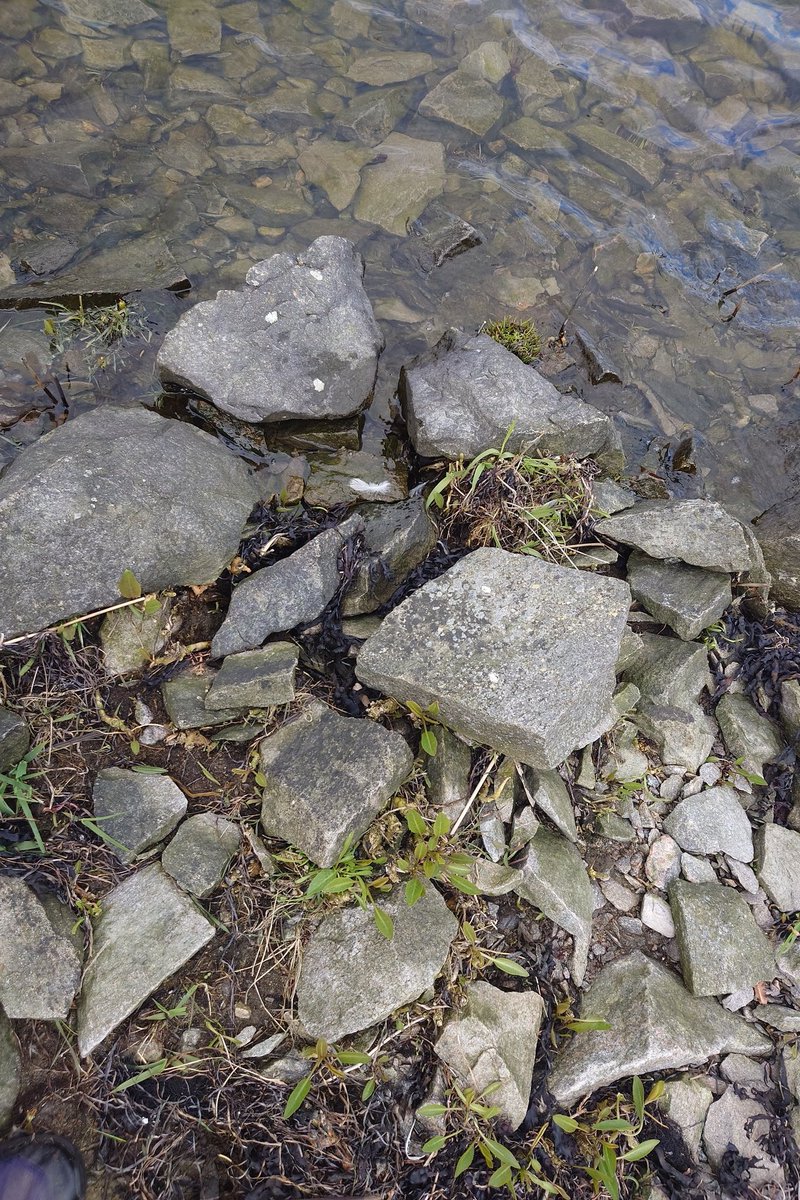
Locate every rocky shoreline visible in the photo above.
<box><xmin>0</xmin><ymin>236</ymin><xmax>799</xmax><ymax>1200</ymax></box>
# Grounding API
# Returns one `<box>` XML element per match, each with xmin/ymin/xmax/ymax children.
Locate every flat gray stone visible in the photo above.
<box><xmin>297</xmin><ymin>139</ymin><xmax>374</xmax><ymax>212</ymax></box>
<box><xmin>93</xmin><ymin>767</ymin><xmax>188</xmax><ymax>864</ymax></box>
<box><xmin>459</xmin><ymin>42</ymin><xmax>511</xmax><ymax>83</ymax></box>
<box><xmin>0</xmin><ymin>407</ymin><xmax>257</xmax><ymax>641</ymax></box>
<box><xmin>570</xmin><ymin>120</ymin><xmax>663</xmax><ymax>189</ymax></box>
<box><xmin>0</xmin><ymin>1010</ymin><xmax>20</xmax><ymax>1130</ymax></box>
<box><xmin>659</xmin><ymin>1076</ymin><xmax>714</xmax><ymax>1161</ymax></box>
<box><xmin>425</xmin><ymin>726</ymin><xmax>472</xmax><ymax>824</ymax></box>
<box><xmin>703</xmin><ymin>1088</ymin><xmax>785</xmax><ymax>1190</ymax></box>
<box><xmin>205</xmin><ymin>643</ymin><xmax>298</xmax><ymax>710</ymax></box>
<box><xmin>663</xmin><ymin>786</ymin><xmax>754</xmax><ymax>861</ymax></box>
<box><xmin>593</xmin><ymin>479</ymin><xmax>638</xmax><ymax>515</ymax></box>
<box><xmin>259</xmin><ymin>702</ymin><xmax>413</xmax><ymax>867</ymax></box>
<box><xmin>60</xmin><ymin>0</ymin><xmax>156</xmax><ymax>24</ymax></box>
<box><xmin>158</xmin><ymin>237</ymin><xmax>383</xmax><ymax>424</ymax></box>
<box><xmin>514</xmin><ymin>827</ymin><xmax>593</xmax><ymax>984</ymax></box>
<box><xmin>640</xmin><ymin>893</ymin><xmax>676</xmax><ymax>937</ymax></box>
<box><xmin>77</xmin><ymin>864</ymin><xmax>215</xmax><ymax>1056</ymax></box>
<box><xmin>0</xmin><ymin>233</ymin><xmax>189</xmax><ymax>302</ymax></box>
<box><xmin>645</xmin><ymin>834</ymin><xmax>682</xmax><ymax>890</ymax></box>
<box><xmin>340</xmin><ymin>497</ymin><xmax>437</xmax><ymax>616</ymax></box>
<box><xmin>296</xmin><ymin>885</ymin><xmax>457</xmax><ymax>1042</ymax></box>
<box><xmin>357</xmin><ymin>550</ymin><xmax>631</xmax><ymax>770</ymax></box>
<box><xmin>419</xmin><ymin>70</ymin><xmax>504</xmax><ymax>136</ymax></box>
<box><xmin>400</xmin><ymin>329</ymin><xmax>612</xmax><ymax>460</ymax></box>
<box><xmin>548</xmin><ymin>951</ymin><xmax>770</xmax><ymax>1106</ymax></box>
<box><xmin>0</xmin><ymin>877</ymin><xmax>82</xmax><ymax>1020</ymax></box>
<box><xmin>596</xmin><ymin>500</ymin><xmax>752</xmax><ymax>573</ymax></box>
<box><xmin>670</xmin><ymin>880</ymin><xmax>775</xmax><ymax>996</ymax></box>
<box><xmin>753</xmin><ymin>1003</ymin><xmax>800</xmax><ymax>1033</ymax></box>
<box><xmin>626</xmin><ymin>551</ymin><xmax>731</xmax><ymax>641</ymax></box>
<box><xmin>781</xmin><ymin>679</ymin><xmax>800</xmax><ymax>741</ymax></box>
<box><xmin>347</xmin><ymin>50</ymin><xmax>434</xmax><ymax>84</ymax></box>
<box><xmin>752</xmin><ymin>493</ymin><xmax>800</xmax><ymax>610</ymax></box>
<box><xmin>755</xmin><ymin>823</ymin><xmax>800</xmax><ymax>912</ymax></box>
<box><xmin>0</xmin><ymin>707</ymin><xmax>30</xmax><ymax>772</ymax></box>
<box><xmin>161</xmin><ymin>813</ymin><xmax>241</xmax><ymax>898</ymax></box>
<box><xmin>211</xmin><ymin>529</ymin><xmax>343</xmax><ymax>659</ymax></box>
<box><xmin>162</xmin><ymin>666</ymin><xmax>251</xmax><ymax>730</ymax></box>
<box><xmin>434</xmin><ymin>981</ymin><xmax>544</xmax><ymax>1130</ymax></box>
<box><xmin>715</xmin><ymin>693</ymin><xmax>783</xmax><ymax>780</ymax></box>
<box><xmin>526</xmin><ymin>768</ymin><xmax>578</xmax><ymax>842</ymax></box>
<box><xmin>354</xmin><ymin>133</ymin><xmax>445</xmax><ymax>237</ymax></box>
<box><xmin>623</xmin><ymin>634</ymin><xmax>715</xmax><ymax>772</ymax></box>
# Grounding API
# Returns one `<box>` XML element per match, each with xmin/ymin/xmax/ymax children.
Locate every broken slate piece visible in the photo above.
<box><xmin>622</xmin><ymin>633</ymin><xmax>715</xmax><ymax>772</ymax></box>
<box><xmin>356</xmin><ymin>550</ymin><xmax>631</xmax><ymax>770</ymax></box>
<box><xmin>547</xmin><ymin>951</ymin><xmax>770</xmax><ymax>1106</ymax></box>
<box><xmin>259</xmin><ymin>701</ymin><xmax>413</xmax><ymax>867</ymax></box>
<box><xmin>407</xmin><ymin>203</ymin><xmax>482</xmax><ymax>272</ymax></box>
<box><xmin>715</xmin><ymin>693</ymin><xmax>783</xmax><ymax>780</ymax></box>
<box><xmin>755</xmin><ymin>823</ymin><xmax>800</xmax><ymax>912</ymax></box>
<box><xmin>296</xmin><ymin>885</ymin><xmax>457</xmax><ymax>1042</ymax></box>
<box><xmin>595</xmin><ymin>500</ymin><xmax>752</xmax><ymax>573</ymax></box>
<box><xmin>93</xmin><ymin>767</ymin><xmax>187</xmax><ymax>864</ymax></box>
<box><xmin>0</xmin><ymin>877</ymin><xmax>82</xmax><ymax>1020</ymax></box>
<box><xmin>339</xmin><ymin>497</ymin><xmax>437</xmax><ymax>616</ymax></box>
<box><xmin>434</xmin><ymin>981</ymin><xmax>544</xmax><ymax>1130</ymax></box>
<box><xmin>158</xmin><ymin>236</ymin><xmax>383</xmax><ymax>424</ymax></box>
<box><xmin>663</xmin><ymin>786</ymin><xmax>753</xmax><ymax>862</ymax></box>
<box><xmin>524</xmin><ymin>767</ymin><xmax>578</xmax><ymax>842</ymax></box>
<box><xmin>399</xmin><ymin>329</ymin><xmax>613</xmax><ymax>460</ymax></box>
<box><xmin>161</xmin><ymin>813</ymin><xmax>241</xmax><ymax>898</ymax></box>
<box><xmin>162</xmin><ymin>666</ymin><xmax>250</xmax><ymax>730</ymax></box>
<box><xmin>626</xmin><ymin>551</ymin><xmax>731</xmax><ymax>641</ymax></box>
<box><xmin>670</xmin><ymin>880</ymin><xmax>775</xmax><ymax>997</ymax></box>
<box><xmin>0</xmin><ymin>706</ymin><xmax>30</xmax><ymax>772</ymax></box>
<box><xmin>77</xmin><ymin>864</ymin><xmax>215</xmax><ymax>1056</ymax></box>
<box><xmin>703</xmin><ymin>1088</ymin><xmax>786</xmax><ymax>1191</ymax></box>
<box><xmin>419</xmin><ymin>71</ymin><xmax>504</xmax><ymax>137</ymax></box>
<box><xmin>514</xmin><ymin>827</ymin><xmax>593</xmax><ymax>984</ymax></box>
<box><xmin>211</xmin><ymin>529</ymin><xmax>343</xmax><ymax>659</ymax></box>
<box><xmin>641</xmin><ymin>893</ymin><xmax>675</xmax><ymax>938</ymax></box>
<box><xmin>658</xmin><ymin>1076</ymin><xmax>713</xmax><ymax>1162</ymax></box>
<box><xmin>205</xmin><ymin>643</ymin><xmax>298</xmax><ymax>710</ymax></box>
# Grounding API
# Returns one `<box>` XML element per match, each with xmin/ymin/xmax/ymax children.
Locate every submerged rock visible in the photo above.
<box><xmin>596</xmin><ymin>500</ymin><xmax>752</xmax><ymax>573</ymax></box>
<box><xmin>0</xmin><ymin>406</ymin><xmax>257</xmax><ymax>641</ymax></box>
<box><xmin>357</xmin><ymin>550</ymin><xmax>630</xmax><ymax>769</ymax></box>
<box><xmin>296</xmin><ymin>885</ymin><xmax>457</xmax><ymax>1042</ymax></box>
<box><xmin>670</xmin><ymin>880</ymin><xmax>775</xmax><ymax>996</ymax></box>
<box><xmin>297</xmin><ymin>139</ymin><xmax>374</xmax><ymax>212</ymax></box>
<box><xmin>77</xmin><ymin>864</ymin><xmax>215</xmax><ymax>1056</ymax></box>
<box><xmin>548</xmin><ymin>951</ymin><xmax>770</xmax><ymax>1105</ymax></box>
<box><xmin>259</xmin><ymin>701</ymin><xmax>413</xmax><ymax>867</ymax></box>
<box><xmin>515</xmin><ymin>827</ymin><xmax>593</xmax><ymax>984</ymax></box>
<box><xmin>353</xmin><ymin>133</ymin><xmax>445</xmax><ymax>236</ymax></box>
<box><xmin>0</xmin><ymin>877</ymin><xmax>82</xmax><ymax>1020</ymax></box>
<box><xmin>400</xmin><ymin>329</ymin><xmax>612</xmax><ymax>460</ymax></box>
<box><xmin>419</xmin><ymin>71</ymin><xmax>504</xmax><ymax>136</ymax></box>
<box><xmin>0</xmin><ymin>707</ymin><xmax>30</xmax><ymax>773</ymax></box>
<box><xmin>626</xmin><ymin>552</ymin><xmax>731</xmax><ymax>641</ymax></box>
<box><xmin>434</xmin><ymin>982</ymin><xmax>544</xmax><ymax>1130</ymax></box>
<box><xmin>161</xmin><ymin>813</ymin><xmax>241</xmax><ymax>898</ymax></box>
<box><xmin>158</xmin><ymin>237</ymin><xmax>383</xmax><ymax>425</ymax></box>
<box><xmin>93</xmin><ymin>767</ymin><xmax>188</xmax><ymax>864</ymax></box>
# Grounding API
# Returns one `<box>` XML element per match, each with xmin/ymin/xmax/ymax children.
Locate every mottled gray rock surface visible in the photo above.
<box><xmin>357</xmin><ymin>551</ymin><xmax>630</xmax><ymax>769</ymax></box>
<box><xmin>526</xmin><ymin>768</ymin><xmax>578</xmax><ymax>842</ymax></box>
<box><xmin>434</xmin><ymin>982</ymin><xmax>543</xmax><ymax>1130</ymax></box>
<box><xmin>0</xmin><ymin>877</ymin><xmax>81</xmax><ymax>1020</ymax></box>
<box><xmin>399</xmin><ymin>330</ymin><xmax>612</xmax><ymax>460</ymax></box>
<box><xmin>703</xmin><ymin>1088</ymin><xmax>785</xmax><ymax>1190</ymax></box>
<box><xmin>755</xmin><ymin>823</ymin><xmax>800</xmax><ymax>912</ymax></box>
<box><xmin>162</xmin><ymin>666</ymin><xmax>250</xmax><ymax>730</ymax></box>
<box><xmin>715</xmin><ymin>693</ymin><xmax>783</xmax><ymax>779</ymax></box>
<box><xmin>670</xmin><ymin>881</ymin><xmax>775</xmax><ymax>996</ymax></box>
<box><xmin>77</xmin><ymin>864</ymin><xmax>215</xmax><ymax>1056</ymax></box>
<box><xmin>0</xmin><ymin>707</ymin><xmax>29</xmax><ymax>772</ymax></box>
<box><xmin>658</xmin><ymin>1076</ymin><xmax>713</xmax><ymax>1161</ymax></box>
<box><xmin>205</xmin><ymin>643</ymin><xmax>298</xmax><ymax>710</ymax></box>
<box><xmin>623</xmin><ymin>634</ymin><xmax>715</xmax><ymax>771</ymax></box>
<box><xmin>159</xmin><ymin>237</ymin><xmax>383</xmax><ymax>424</ymax></box>
<box><xmin>752</xmin><ymin>493</ymin><xmax>800</xmax><ymax>610</ymax></box>
<box><xmin>0</xmin><ymin>407</ymin><xmax>257</xmax><ymax>641</ymax></box>
<box><xmin>93</xmin><ymin>767</ymin><xmax>187</xmax><ymax>864</ymax></box>
<box><xmin>419</xmin><ymin>71</ymin><xmax>504</xmax><ymax>136</ymax></box>
<box><xmin>597</xmin><ymin>500</ymin><xmax>752</xmax><ymax>572</ymax></box>
<box><xmin>663</xmin><ymin>786</ymin><xmax>753</xmax><ymax>861</ymax></box>
<box><xmin>514</xmin><ymin>828</ymin><xmax>593</xmax><ymax>984</ymax></box>
<box><xmin>626</xmin><ymin>552</ymin><xmax>731</xmax><ymax>641</ymax></box>
<box><xmin>296</xmin><ymin>886</ymin><xmax>457</xmax><ymax>1042</ymax></box>
<box><xmin>425</xmin><ymin>727</ymin><xmax>472</xmax><ymax>824</ymax></box>
<box><xmin>161</xmin><ymin>813</ymin><xmax>241</xmax><ymax>898</ymax></box>
<box><xmin>548</xmin><ymin>951</ymin><xmax>770</xmax><ymax>1105</ymax></box>
<box><xmin>0</xmin><ymin>1010</ymin><xmax>19</xmax><ymax>1131</ymax></box>
<box><xmin>340</xmin><ymin>497</ymin><xmax>437</xmax><ymax>616</ymax></box>
<box><xmin>260</xmin><ymin>702</ymin><xmax>413</xmax><ymax>866</ymax></box>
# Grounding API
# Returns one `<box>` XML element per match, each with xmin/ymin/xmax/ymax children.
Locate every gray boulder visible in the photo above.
<box><xmin>0</xmin><ymin>1010</ymin><xmax>19</xmax><ymax>1130</ymax></box>
<box><xmin>296</xmin><ymin>885</ymin><xmax>457</xmax><ymax>1042</ymax></box>
<box><xmin>0</xmin><ymin>406</ymin><xmax>258</xmax><ymax>641</ymax></box>
<box><xmin>0</xmin><ymin>707</ymin><xmax>29</xmax><ymax>772</ymax></box>
<box><xmin>663</xmin><ymin>786</ymin><xmax>754</xmax><ymax>861</ymax></box>
<box><xmin>399</xmin><ymin>330</ymin><xmax>613</xmax><ymax>460</ymax></box>
<box><xmin>715</xmin><ymin>693</ymin><xmax>783</xmax><ymax>780</ymax></box>
<box><xmin>670</xmin><ymin>880</ymin><xmax>775</xmax><ymax>996</ymax></box>
<box><xmin>158</xmin><ymin>236</ymin><xmax>383</xmax><ymax>424</ymax></box>
<box><xmin>259</xmin><ymin>702</ymin><xmax>413</xmax><ymax>867</ymax></box>
<box><xmin>626</xmin><ymin>552</ymin><xmax>731</xmax><ymax>641</ymax></box>
<box><xmin>597</xmin><ymin>500</ymin><xmax>752</xmax><ymax>572</ymax></box>
<box><xmin>703</xmin><ymin>1088</ymin><xmax>786</xmax><ymax>1191</ymax></box>
<box><xmin>340</xmin><ymin>497</ymin><xmax>437</xmax><ymax>616</ymax></box>
<box><xmin>514</xmin><ymin>828</ymin><xmax>593</xmax><ymax>984</ymax></box>
<box><xmin>755</xmin><ymin>823</ymin><xmax>800</xmax><ymax>912</ymax></box>
<box><xmin>548</xmin><ymin>951</ymin><xmax>770</xmax><ymax>1106</ymax></box>
<box><xmin>434</xmin><ymin>982</ymin><xmax>544</xmax><ymax>1130</ymax></box>
<box><xmin>211</xmin><ymin>529</ymin><xmax>344</xmax><ymax>659</ymax></box>
<box><xmin>77</xmin><ymin>864</ymin><xmax>215</xmax><ymax>1056</ymax></box>
<box><xmin>93</xmin><ymin>767</ymin><xmax>188</xmax><ymax>864</ymax></box>
<box><xmin>356</xmin><ymin>550</ymin><xmax>631</xmax><ymax>769</ymax></box>
<box><xmin>752</xmin><ymin>493</ymin><xmax>800</xmax><ymax>609</ymax></box>
<box><xmin>205</xmin><ymin>643</ymin><xmax>298</xmax><ymax>710</ymax></box>
<box><xmin>161</xmin><ymin>813</ymin><xmax>241</xmax><ymax>898</ymax></box>
<box><xmin>0</xmin><ymin>877</ymin><xmax>82</xmax><ymax>1020</ymax></box>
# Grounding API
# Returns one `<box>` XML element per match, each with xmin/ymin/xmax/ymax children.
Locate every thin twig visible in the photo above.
<box><xmin>451</xmin><ymin>752</ymin><xmax>499</xmax><ymax>837</ymax></box>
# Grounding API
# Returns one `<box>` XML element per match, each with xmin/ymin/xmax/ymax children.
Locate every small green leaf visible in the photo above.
<box><xmin>488</xmin><ymin>1164</ymin><xmax>512</xmax><ymax>1188</ymax></box>
<box><xmin>454</xmin><ymin>1144</ymin><xmax>475</xmax><ymax>1179</ymax></box>
<box><xmin>594</xmin><ymin>1118</ymin><xmax>635</xmax><ymax>1132</ymax></box>
<box><xmin>406</xmin><ymin>700</ymin><xmax>425</xmax><ymax>719</ymax></box>
<box><xmin>305</xmin><ymin>869</ymin><xmax>335</xmax><ymax>897</ymax></box>
<box><xmin>373</xmin><ymin>905</ymin><xmax>394</xmax><ymax>940</ymax></box>
<box><xmin>446</xmin><ymin>871</ymin><xmax>481</xmax><ymax>895</ymax></box>
<box><xmin>487</xmin><ymin>955</ymin><xmax>529</xmax><ymax>978</ymax></box>
<box><xmin>552</xmin><ymin>1114</ymin><xmax>580</xmax><ymax>1134</ymax></box>
<box><xmin>481</xmin><ymin>1138</ymin><xmax>519</xmax><ymax>1169</ymax></box>
<box><xmin>320</xmin><ymin>876</ymin><xmax>356</xmax><ymax>895</ymax></box>
<box><xmin>282</xmin><ymin>1073</ymin><xmax>312</xmax><ymax>1118</ymax></box>
<box><xmin>335</xmin><ymin>1050</ymin><xmax>372</xmax><ymax>1065</ymax></box>
<box><xmin>633</xmin><ymin>1075</ymin><xmax>644</xmax><ymax>1122</ymax></box>
<box><xmin>112</xmin><ymin>1058</ymin><xmax>167</xmax><ymax>1093</ymax></box>
<box><xmin>417</xmin><ymin>1103</ymin><xmax>448</xmax><ymax>1118</ymax></box>
<box><xmin>646</xmin><ymin>1080</ymin><xmax>665</xmax><ymax>1104</ymax></box>
<box><xmin>432</xmin><ymin>811</ymin><xmax>451</xmax><ymax>838</ymax></box>
<box><xmin>620</xmin><ymin>1139</ymin><xmax>660</xmax><ymax>1162</ymax></box>
<box><xmin>567</xmin><ymin>1018</ymin><xmax>611</xmax><ymax>1032</ymax></box>
<box><xmin>462</xmin><ymin>920</ymin><xmax>477</xmax><ymax>944</ymax></box>
<box><xmin>143</xmin><ymin>596</ymin><xmax>162</xmax><ymax>616</ymax></box>
<box><xmin>118</xmin><ymin>569</ymin><xmax>142</xmax><ymax>600</ymax></box>
<box><xmin>405</xmin><ymin>878</ymin><xmax>426</xmax><ymax>907</ymax></box>
<box><xmin>421</xmin><ymin>1135</ymin><xmax>447</xmax><ymax>1155</ymax></box>
<box><xmin>420</xmin><ymin>727</ymin><xmax>438</xmax><ymax>757</ymax></box>
<box><xmin>254</xmin><ymin>771</ymin><xmax>267</xmax><ymax>788</ymax></box>
<box><xmin>362</xmin><ymin>1078</ymin><xmax>376</xmax><ymax>1100</ymax></box>
<box><xmin>405</xmin><ymin>809</ymin><xmax>427</xmax><ymax>836</ymax></box>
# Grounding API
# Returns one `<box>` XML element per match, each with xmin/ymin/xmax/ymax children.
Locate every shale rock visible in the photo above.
<box><xmin>205</xmin><ymin>643</ymin><xmax>298</xmax><ymax>710</ymax></box>
<box><xmin>93</xmin><ymin>767</ymin><xmax>188</xmax><ymax>864</ymax></box>
<box><xmin>625</xmin><ymin>551</ymin><xmax>731</xmax><ymax>641</ymax></box>
<box><xmin>354</xmin><ymin>133</ymin><xmax>445</xmax><ymax>236</ymax></box>
<box><xmin>0</xmin><ymin>707</ymin><xmax>30</xmax><ymax>772</ymax></box>
<box><xmin>340</xmin><ymin>497</ymin><xmax>437</xmax><ymax>616</ymax></box>
<box><xmin>670</xmin><ymin>880</ymin><xmax>775</xmax><ymax>996</ymax></box>
<box><xmin>0</xmin><ymin>877</ymin><xmax>81</xmax><ymax>1020</ymax></box>
<box><xmin>715</xmin><ymin>693</ymin><xmax>783</xmax><ymax>780</ymax></box>
<box><xmin>703</xmin><ymin>1088</ymin><xmax>785</xmax><ymax>1190</ymax></box>
<box><xmin>514</xmin><ymin>827</ymin><xmax>593</xmax><ymax>984</ymax></box>
<box><xmin>419</xmin><ymin>71</ymin><xmax>504</xmax><ymax>136</ymax></box>
<box><xmin>622</xmin><ymin>634</ymin><xmax>715</xmax><ymax>772</ymax></box>
<box><xmin>663</xmin><ymin>786</ymin><xmax>753</xmax><ymax>861</ymax></box>
<box><xmin>755</xmin><ymin>823</ymin><xmax>800</xmax><ymax>912</ymax></box>
<box><xmin>161</xmin><ymin>813</ymin><xmax>241</xmax><ymax>898</ymax></box>
<box><xmin>596</xmin><ymin>500</ymin><xmax>752</xmax><ymax>573</ymax></box>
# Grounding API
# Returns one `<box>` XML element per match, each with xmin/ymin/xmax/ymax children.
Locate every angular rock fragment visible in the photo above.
<box><xmin>158</xmin><ymin>236</ymin><xmax>383</xmax><ymax>424</ymax></box>
<box><xmin>626</xmin><ymin>551</ymin><xmax>731</xmax><ymax>641</ymax></box>
<box><xmin>525</xmin><ymin>768</ymin><xmax>578</xmax><ymax>842</ymax></box>
<box><xmin>354</xmin><ymin>133</ymin><xmax>445</xmax><ymax>236</ymax></box>
<box><xmin>93</xmin><ymin>767</ymin><xmax>188</xmax><ymax>864</ymax></box>
<box><xmin>0</xmin><ymin>1010</ymin><xmax>20</xmax><ymax>1130</ymax></box>
<box><xmin>514</xmin><ymin>827</ymin><xmax>593</xmax><ymax>984</ymax></box>
<box><xmin>425</xmin><ymin>726</ymin><xmax>472</xmax><ymax>824</ymax></box>
<box><xmin>100</xmin><ymin>597</ymin><xmax>172</xmax><ymax>678</ymax></box>
<box><xmin>419</xmin><ymin>71</ymin><xmax>504</xmax><ymax>136</ymax></box>
<box><xmin>400</xmin><ymin>329</ymin><xmax>612</xmax><ymax>460</ymax></box>
<box><xmin>703</xmin><ymin>1088</ymin><xmax>785</xmax><ymax>1190</ymax></box>
<box><xmin>161</xmin><ymin>813</ymin><xmax>241</xmax><ymax>898</ymax></box>
<box><xmin>715</xmin><ymin>693</ymin><xmax>783</xmax><ymax>780</ymax></box>
<box><xmin>622</xmin><ymin>634</ymin><xmax>715</xmax><ymax>771</ymax></box>
<box><xmin>259</xmin><ymin>702</ymin><xmax>413</xmax><ymax>866</ymax></box>
<box><xmin>755</xmin><ymin>823</ymin><xmax>800</xmax><ymax>912</ymax></box>
<box><xmin>0</xmin><ymin>407</ymin><xmax>257</xmax><ymax>641</ymax></box>
<box><xmin>347</xmin><ymin>50</ymin><xmax>434</xmax><ymax>84</ymax></box>
<box><xmin>357</xmin><ymin>550</ymin><xmax>630</xmax><ymax>769</ymax></box>
<box><xmin>596</xmin><ymin>500</ymin><xmax>752</xmax><ymax>573</ymax></box>
<box><xmin>570</xmin><ymin>120</ymin><xmax>663</xmax><ymax>189</ymax></box>
<box><xmin>434</xmin><ymin>982</ymin><xmax>544</xmax><ymax>1130</ymax></box>
<box><xmin>77</xmin><ymin>864</ymin><xmax>215</xmax><ymax>1056</ymax></box>
<box><xmin>0</xmin><ymin>232</ymin><xmax>188</xmax><ymax>301</ymax></box>
<box><xmin>340</xmin><ymin>496</ymin><xmax>437</xmax><ymax>615</ymax></box>
<box><xmin>297</xmin><ymin>139</ymin><xmax>374</xmax><ymax>212</ymax></box>
<box><xmin>205</xmin><ymin>643</ymin><xmax>298</xmax><ymax>710</ymax></box>
<box><xmin>658</xmin><ymin>1076</ymin><xmax>713</xmax><ymax>1161</ymax></box>
<box><xmin>548</xmin><ymin>951</ymin><xmax>770</xmax><ymax>1105</ymax></box>
<box><xmin>0</xmin><ymin>707</ymin><xmax>30</xmax><ymax>772</ymax></box>
<box><xmin>0</xmin><ymin>877</ymin><xmax>82</xmax><ymax>1020</ymax></box>
<box><xmin>670</xmin><ymin>880</ymin><xmax>775</xmax><ymax>996</ymax></box>
<box><xmin>752</xmin><ymin>493</ymin><xmax>800</xmax><ymax>610</ymax></box>
<box><xmin>663</xmin><ymin>786</ymin><xmax>753</xmax><ymax>861</ymax></box>
<box><xmin>162</xmin><ymin>665</ymin><xmax>252</xmax><ymax>730</ymax></box>
<box><xmin>297</xmin><ymin>886</ymin><xmax>457</xmax><ymax>1041</ymax></box>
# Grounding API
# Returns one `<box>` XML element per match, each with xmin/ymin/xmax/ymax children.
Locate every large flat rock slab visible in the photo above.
<box><xmin>0</xmin><ymin>877</ymin><xmax>82</xmax><ymax>1020</ymax></box>
<box><xmin>356</xmin><ymin>550</ymin><xmax>631</xmax><ymax>769</ymax></box>
<box><xmin>0</xmin><ymin>406</ymin><xmax>257</xmax><ymax>641</ymax></box>
<box><xmin>596</xmin><ymin>500</ymin><xmax>752</xmax><ymax>573</ymax></box>
<box><xmin>400</xmin><ymin>329</ymin><xmax>612</xmax><ymax>460</ymax></box>
<box><xmin>77</xmin><ymin>864</ymin><xmax>215</xmax><ymax>1056</ymax></box>
<box><xmin>670</xmin><ymin>881</ymin><xmax>775</xmax><ymax>997</ymax></box>
<box><xmin>548</xmin><ymin>951</ymin><xmax>771</xmax><ymax>1106</ymax></box>
<box><xmin>158</xmin><ymin>236</ymin><xmax>383</xmax><ymax>425</ymax></box>
<box><xmin>297</xmin><ymin>886</ymin><xmax>457</xmax><ymax>1042</ymax></box>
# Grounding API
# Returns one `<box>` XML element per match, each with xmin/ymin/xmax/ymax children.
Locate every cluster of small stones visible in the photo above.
<box><xmin>0</xmin><ymin>239</ymin><xmax>798</xmax><ymax>1199</ymax></box>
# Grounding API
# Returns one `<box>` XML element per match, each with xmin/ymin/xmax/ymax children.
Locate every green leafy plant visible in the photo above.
<box><xmin>282</xmin><ymin>1038</ymin><xmax>380</xmax><ymax>1118</ymax></box>
<box><xmin>481</xmin><ymin>317</ymin><xmax>542</xmax><ymax>364</ymax></box>
<box><xmin>406</xmin><ymin>699</ymin><xmax>441</xmax><ymax>757</ymax></box>
<box><xmin>460</xmin><ymin>920</ymin><xmax>529</xmax><ymax>978</ymax></box>
<box><xmin>44</xmin><ymin>296</ymin><xmax>152</xmax><ymax>377</ymax></box>
<box><xmin>143</xmin><ymin>982</ymin><xmax>203</xmax><ymax>1023</ymax></box>
<box><xmin>396</xmin><ymin>807</ymin><xmax>480</xmax><ymax>909</ymax></box>
<box><xmin>0</xmin><ymin>743</ymin><xmax>47</xmax><ymax>854</ymax></box>
<box><xmin>112</xmin><ymin>1054</ymin><xmax>201</xmax><ymax>1094</ymax></box>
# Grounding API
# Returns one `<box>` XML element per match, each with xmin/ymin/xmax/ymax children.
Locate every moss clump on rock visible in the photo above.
<box><xmin>481</xmin><ymin>316</ymin><xmax>542</xmax><ymax>364</ymax></box>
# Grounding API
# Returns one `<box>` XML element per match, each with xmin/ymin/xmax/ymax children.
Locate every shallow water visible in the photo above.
<box><xmin>0</xmin><ymin>0</ymin><xmax>799</xmax><ymax>515</ymax></box>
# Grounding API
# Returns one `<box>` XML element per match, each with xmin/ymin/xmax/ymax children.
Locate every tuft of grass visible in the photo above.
<box><xmin>43</xmin><ymin>296</ymin><xmax>152</xmax><ymax>377</ymax></box>
<box><xmin>481</xmin><ymin>317</ymin><xmax>542</xmax><ymax>363</ymax></box>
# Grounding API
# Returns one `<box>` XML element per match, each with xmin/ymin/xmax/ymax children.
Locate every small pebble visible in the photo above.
<box><xmin>599</xmin><ymin>878</ymin><xmax>639</xmax><ymax>912</ymax></box>
<box><xmin>682</xmin><ymin>777</ymin><xmax>704</xmax><ymax>798</ymax></box>
<box><xmin>618</xmin><ymin>916</ymin><xmax>643</xmax><ymax>936</ymax></box>
<box><xmin>234</xmin><ymin>1004</ymin><xmax>251</xmax><ymax>1020</ymax></box>
<box><xmin>646</xmin><ymin>834</ymin><xmax>682</xmax><ymax>890</ymax></box>
<box><xmin>722</xmin><ymin>987</ymin><xmax>755</xmax><ymax>1012</ymax></box>
<box><xmin>699</xmin><ymin>762</ymin><xmax>722</xmax><ymax>787</ymax></box>
<box><xmin>726</xmin><ymin>858</ymin><xmax>759</xmax><ymax>893</ymax></box>
<box><xmin>641</xmin><ymin>893</ymin><xmax>675</xmax><ymax>938</ymax></box>
<box><xmin>236</xmin><ymin>1025</ymin><xmax>257</xmax><ymax>1046</ymax></box>
<box><xmin>681</xmin><ymin>852</ymin><xmax>717</xmax><ymax>883</ymax></box>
